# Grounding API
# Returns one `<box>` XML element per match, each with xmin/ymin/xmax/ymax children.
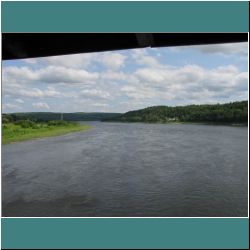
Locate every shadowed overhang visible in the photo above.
<box><xmin>2</xmin><ymin>33</ymin><xmax>248</xmax><ymax>60</ymax></box>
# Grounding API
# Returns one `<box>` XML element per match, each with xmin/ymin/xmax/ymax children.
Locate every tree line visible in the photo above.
<box><xmin>2</xmin><ymin>112</ymin><xmax>122</xmax><ymax>123</ymax></box>
<box><xmin>102</xmin><ymin>101</ymin><xmax>248</xmax><ymax>124</ymax></box>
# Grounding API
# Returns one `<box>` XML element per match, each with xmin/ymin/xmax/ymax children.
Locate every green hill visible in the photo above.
<box><xmin>2</xmin><ymin>112</ymin><xmax>121</xmax><ymax>122</ymax></box>
<box><xmin>102</xmin><ymin>101</ymin><xmax>248</xmax><ymax>124</ymax></box>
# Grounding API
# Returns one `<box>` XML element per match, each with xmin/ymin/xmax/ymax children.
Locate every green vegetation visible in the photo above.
<box><xmin>2</xmin><ymin>111</ymin><xmax>121</xmax><ymax>144</ymax></box>
<box><xmin>3</xmin><ymin>112</ymin><xmax>122</xmax><ymax>122</ymax></box>
<box><xmin>2</xmin><ymin>119</ymin><xmax>91</xmax><ymax>144</ymax></box>
<box><xmin>2</xmin><ymin>101</ymin><xmax>248</xmax><ymax>144</ymax></box>
<box><xmin>102</xmin><ymin>101</ymin><xmax>248</xmax><ymax>125</ymax></box>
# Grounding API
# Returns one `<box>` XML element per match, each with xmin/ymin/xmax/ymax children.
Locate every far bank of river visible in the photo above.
<box><xmin>102</xmin><ymin>120</ymin><xmax>248</xmax><ymax>127</ymax></box>
<box><xmin>3</xmin><ymin>119</ymin><xmax>247</xmax><ymax>144</ymax></box>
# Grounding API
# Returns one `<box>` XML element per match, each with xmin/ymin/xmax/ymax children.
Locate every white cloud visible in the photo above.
<box><xmin>3</xmin><ymin>83</ymin><xmax>61</xmax><ymax>99</ymax></box>
<box><xmin>32</xmin><ymin>102</ymin><xmax>50</xmax><ymax>109</ymax></box>
<box><xmin>131</xmin><ymin>48</ymin><xmax>160</xmax><ymax>67</ymax></box>
<box><xmin>2</xmin><ymin>45</ymin><xmax>248</xmax><ymax>113</ymax></box>
<box><xmin>131</xmin><ymin>48</ymin><xmax>148</xmax><ymax>59</ymax></box>
<box><xmin>80</xmin><ymin>89</ymin><xmax>111</xmax><ymax>99</ymax></box>
<box><xmin>135</xmin><ymin>64</ymin><xmax>204</xmax><ymax>85</ymax></box>
<box><xmin>3</xmin><ymin>66</ymin><xmax>39</xmax><ymax>82</ymax></box>
<box><xmin>3</xmin><ymin>103</ymin><xmax>21</xmax><ymax>110</ymax></box>
<box><xmin>23</xmin><ymin>58</ymin><xmax>37</xmax><ymax>64</ymax></box>
<box><xmin>99</xmin><ymin>53</ymin><xmax>127</xmax><ymax>69</ymax></box>
<box><xmin>42</xmin><ymin>53</ymin><xmax>97</xmax><ymax>69</ymax></box>
<box><xmin>93</xmin><ymin>103</ymin><xmax>109</xmax><ymax>107</ymax></box>
<box><xmin>195</xmin><ymin>43</ymin><xmax>248</xmax><ymax>56</ymax></box>
<box><xmin>38</xmin><ymin>66</ymin><xmax>99</xmax><ymax>84</ymax></box>
<box><xmin>2</xmin><ymin>65</ymin><xmax>99</xmax><ymax>86</ymax></box>
<box><xmin>171</xmin><ymin>42</ymin><xmax>248</xmax><ymax>56</ymax></box>
<box><xmin>15</xmin><ymin>98</ymin><xmax>24</xmax><ymax>104</ymax></box>
<box><xmin>136</xmin><ymin>55</ymin><xmax>159</xmax><ymax>67</ymax></box>
<box><xmin>121</xmin><ymin>85</ymin><xmax>157</xmax><ymax>100</ymax></box>
<box><xmin>101</xmin><ymin>71</ymin><xmax>127</xmax><ymax>81</ymax></box>
<box><xmin>122</xmin><ymin>63</ymin><xmax>248</xmax><ymax>106</ymax></box>
<box><xmin>43</xmin><ymin>86</ymin><xmax>61</xmax><ymax>97</ymax></box>
<box><xmin>24</xmin><ymin>52</ymin><xmax>127</xmax><ymax>71</ymax></box>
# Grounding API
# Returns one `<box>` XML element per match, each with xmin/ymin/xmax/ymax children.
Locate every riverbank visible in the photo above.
<box><xmin>102</xmin><ymin>120</ymin><xmax>248</xmax><ymax>127</ymax></box>
<box><xmin>2</xmin><ymin>122</ymin><xmax>91</xmax><ymax>144</ymax></box>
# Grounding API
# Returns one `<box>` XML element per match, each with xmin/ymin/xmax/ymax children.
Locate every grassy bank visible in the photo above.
<box><xmin>2</xmin><ymin>120</ymin><xmax>91</xmax><ymax>144</ymax></box>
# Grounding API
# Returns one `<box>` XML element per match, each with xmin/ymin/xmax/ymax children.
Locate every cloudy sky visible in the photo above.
<box><xmin>2</xmin><ymin>42</ymin><xmax>248</xmax><ymax>113</ymax></box>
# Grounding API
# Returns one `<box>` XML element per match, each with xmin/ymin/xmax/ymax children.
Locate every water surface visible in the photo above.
<box><xmin>2</xmin><ymin>122</ymin><xmax>248</xmax><ymax>217</ymax></box>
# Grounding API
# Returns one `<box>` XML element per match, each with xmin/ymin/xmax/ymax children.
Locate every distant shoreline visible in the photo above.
<box><xmin>102</xmin><ymin>120</ymin><xmax>248</xmax><ymax>127</ymax></box>
<box><xmin>102</xmin><ymin>101</ymin><xmax>248</xmax><ymax>125</ymax></box>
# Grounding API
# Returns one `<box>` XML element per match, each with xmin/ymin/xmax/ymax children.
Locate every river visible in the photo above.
<box><xmin>2</xmin><ymin>122</ymin><xmax>248</xmax><ymax>217</ymax></box>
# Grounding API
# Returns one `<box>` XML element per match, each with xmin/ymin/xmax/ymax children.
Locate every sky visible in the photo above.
<box><xmin>2</xmin><ymin>42</ymin><xmax>248</xmax><ymax>113</ymax></box>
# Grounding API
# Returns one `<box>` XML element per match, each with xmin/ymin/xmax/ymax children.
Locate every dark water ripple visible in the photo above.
<box><xmin>2</xmin><ymin>122</ymin><xmax>248</xmax><ymax>217</ymax></box>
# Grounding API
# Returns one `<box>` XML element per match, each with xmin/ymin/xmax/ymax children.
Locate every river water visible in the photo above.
<box><xmin>2</xmin><ymin>122</ymin><xmax>248</xmax><ymax>217</ymax></box>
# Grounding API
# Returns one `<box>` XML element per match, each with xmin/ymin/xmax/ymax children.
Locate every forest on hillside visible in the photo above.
<box><xmin>102</xmin><ymin>101</ymin><xmax>248</xmax><ymax>124</ymax></box>
<box><xmin>2</xmin><ymin>101</ymin><xmax>248</xmax><ymax>125</ymax></box>
<box><xmin>2</xmin><ymin>112</ymin><xmax>122</xmax><ymax>123</ymax></box>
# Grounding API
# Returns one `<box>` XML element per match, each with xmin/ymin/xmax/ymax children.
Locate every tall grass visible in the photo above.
<box><xmin>2</xmin><ymin>120</ymin><xmax>91</xmax><ymax>144</ymax></box>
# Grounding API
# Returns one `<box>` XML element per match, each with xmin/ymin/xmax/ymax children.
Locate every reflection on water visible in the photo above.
<box><xmin>2</xmin><ymin>122</ymin><xmax>248</xmax><ymax>217</ymax></box>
